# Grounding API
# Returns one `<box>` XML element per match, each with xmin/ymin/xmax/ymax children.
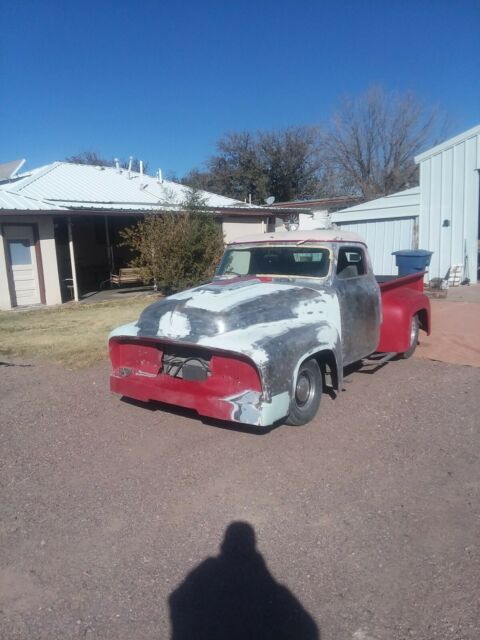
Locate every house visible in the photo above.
<box><xmin>0</xmin><ymin>161</ymin><xmax>285</xmax><ymax>309</ymax></box>
<box><xmin>332</xmin><ymin>124</ymin><xmax>480</xmax><ymax>279</ymax></box>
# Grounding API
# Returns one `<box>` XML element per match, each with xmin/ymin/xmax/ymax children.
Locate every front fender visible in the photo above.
<box><xmin>256</xmin><ymin>321</ymin><xmax>343</xmax><ymax>403</ymax></box>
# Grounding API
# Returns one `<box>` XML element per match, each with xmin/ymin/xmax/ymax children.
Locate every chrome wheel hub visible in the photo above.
<box><xmin>295</xmin><ymin>373</ymin><xmax>312</xmax><ymax>406</ymax></box>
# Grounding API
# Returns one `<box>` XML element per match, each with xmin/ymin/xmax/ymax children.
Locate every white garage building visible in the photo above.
<box><xmin>332</xmin><ymin>124</ymin><xmax>480</xmax><ymax>279</ymax></box>
<box><xmin>333</xmin><ymin>187</ymin><xmax>420</xmax><ymax>275</ymax></box>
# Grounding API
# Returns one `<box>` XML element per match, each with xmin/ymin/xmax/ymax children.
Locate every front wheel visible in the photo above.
<box><xmin>286</xmin><ymin>358</ymin><xmax>322</xmax><ymax>426</ymax></box>
<box><xmin>401</xmin><ymin>314</ymin><xmax>420</xmax><ymax>359</ymax></box>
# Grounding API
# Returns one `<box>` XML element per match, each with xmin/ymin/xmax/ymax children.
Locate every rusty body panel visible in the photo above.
<box><xmin>109</xmin><ymin>236</ymin><xmax>383</xmax><ymax>427</ymax></box>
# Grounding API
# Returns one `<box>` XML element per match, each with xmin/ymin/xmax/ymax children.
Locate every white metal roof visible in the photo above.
<box><xmin>0</xmin><ymin>189</ymin><xmax>65</xmax><ymax>211</ymax></box>
<box><xmin>415</xmin><ymin>124</ymin><xmax>480</xmax><ymax>163</ymax></box>
<box><xmin>229</xmin><ymin>229</ymin><xmax>366</xmax><ymax>245</ymax></box>
<box><xmin>332</xmin><ymin>187</ymin><xmax>420</xmax><ymax>222</ymax></box>
<box><xmin>2</xmin><ymin>161</ymin><xmax>249</xmax><ymax>212</ymax></box>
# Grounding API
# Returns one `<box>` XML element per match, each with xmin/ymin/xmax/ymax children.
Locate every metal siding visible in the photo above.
<box><xmin>451</xmin><ymin>142</ymin><xmax>466</xmax><ymax>268</ymax></box>
<box><xmin>429</xmin><ymin>154</ymin><xmax>443</xmax><ymax>278</ymax></box>
<box><xmin>418</xmin><ymin>129</ymin><xmax>479</xmax><ymax>279</ymax></box>
<box><xmin>419</xmin><ymin>160</ymin><xmax>431</xmax><ymax>267</ymax></box>
<box><xmin>465</xmin><ymin>136</ymin><xmax>479</xmax><ymax>282</ymax></box>
<box><xmin>337</xmin><ymin>218</ymin><xmax>414</xmax><ymax>275</ymax></box>
<box><xmin>440</xmin><ymin>147</ymin><xmax>453</xmax><ymax>277</ymax></box>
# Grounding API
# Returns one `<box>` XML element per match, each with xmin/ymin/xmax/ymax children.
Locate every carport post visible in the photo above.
<box><xmin>67</xmin><ymin>216</ymin><xmax>79</xmax><ymax>302</ymax></box>
<box><xmin>104</xmin><ymin>215</ymin><xmax>114</xmax><ymax>273</ymax></box>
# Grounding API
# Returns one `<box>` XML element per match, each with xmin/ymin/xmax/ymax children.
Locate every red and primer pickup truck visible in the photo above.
<box><xmin>109</xmin><ymin>229</ymin><xmax>430</xmax><ymax>428</ymax></box>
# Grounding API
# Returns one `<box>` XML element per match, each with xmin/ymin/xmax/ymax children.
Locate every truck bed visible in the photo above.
<box><xmin>376</xmin><ymin>272</ymin><xmax>425</xmax><ymax>290</ymax></box>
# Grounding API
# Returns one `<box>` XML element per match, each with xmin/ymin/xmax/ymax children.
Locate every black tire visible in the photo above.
<box><xmin>401</xmin><ymin>314</ymin><xmax>420</xmax><ymax>359</ymax></box>
<box><xmin>286</xmin><ymin>358</ymin><xmax>322</xmax><ymax>426</ymax></box>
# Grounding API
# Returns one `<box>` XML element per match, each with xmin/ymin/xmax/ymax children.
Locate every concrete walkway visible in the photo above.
<box><xmin>415</xmin><ymin>283</ymin><xmax>480</xmax><ymax>368</ymax></box>
<box><xmin>79</xmin><ymin>285</ymin><xmax>156</xmax><ymax>304</ymax></box>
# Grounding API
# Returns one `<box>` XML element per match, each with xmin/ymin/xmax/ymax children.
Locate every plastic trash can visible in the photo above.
<box><xmin>392</xmin><ymin>249</ymin><xmax>433</xmax><ymax>276</ymax></box>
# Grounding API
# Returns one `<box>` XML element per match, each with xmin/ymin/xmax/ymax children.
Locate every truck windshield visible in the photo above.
<box><xmin>216</xmin><ymin>245</ymin><xmax>331</xmax><ymax>279</ymax></box>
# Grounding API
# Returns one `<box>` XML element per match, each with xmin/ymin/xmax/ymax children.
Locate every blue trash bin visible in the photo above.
<box><xmin>392</xmin><ymin>249</ymin><xmax>433</xmax><ymax>276</ymax></box>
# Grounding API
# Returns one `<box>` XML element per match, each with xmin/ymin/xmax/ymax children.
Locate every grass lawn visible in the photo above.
<box><xmin>0</xmin><ymin>295</ymin><xmax>160</xmax><ymax>368</ymax></box>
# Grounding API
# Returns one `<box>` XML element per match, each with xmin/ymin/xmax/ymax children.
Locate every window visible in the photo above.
<box><xmin>216</xmin><ymin>245</ymin><xmax>330</xmax><ymax>278</ymax></box>
<box><xmin>8</xmin><ymin>239</ymin><xmax>32</xmax><ymax>266</ymax></box>
<box><xmin>336</xmin><ymin>246</ymin><xmax>366</xmax><ymax>279</ymax></box>
<box><xmin>220</xmin><ymin>249</ymin><xmax>252</xmax><ymax>276</ymax></box>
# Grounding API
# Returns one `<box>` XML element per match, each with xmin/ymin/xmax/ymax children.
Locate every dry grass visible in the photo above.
<box><xmin>0</xmin><ymin>295</ymin><xmax>160</xmax><ymax>368</ymax></box>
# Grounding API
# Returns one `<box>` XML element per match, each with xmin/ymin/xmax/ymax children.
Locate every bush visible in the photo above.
<box><xmin>120</xmin><ymin>191</ymin><xmax>225</xmax><ymax>294</ymax></box>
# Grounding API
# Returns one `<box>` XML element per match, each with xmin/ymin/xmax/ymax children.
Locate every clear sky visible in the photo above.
<box><xmin>1</xmin><ymin>0</ymin><xmax>479</xmax><ymax>177</ymax></box>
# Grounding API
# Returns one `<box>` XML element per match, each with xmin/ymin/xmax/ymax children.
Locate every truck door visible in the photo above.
<box><xmin>334</xmin><ymin>245</ymin><xmax>381</xmax><ymax>365</ymax></box>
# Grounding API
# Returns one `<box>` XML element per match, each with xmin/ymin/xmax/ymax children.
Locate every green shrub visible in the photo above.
<box><xmin>120</xmin><ymin>190</ymin><xmax>225</xmax><ymax>294</ymax></box>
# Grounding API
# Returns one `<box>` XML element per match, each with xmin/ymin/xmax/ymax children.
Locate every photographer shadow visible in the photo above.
<box><xmin>169</xmin><ymin>521</ymin><xmax>320</xmax><ymax>640</ymax></box>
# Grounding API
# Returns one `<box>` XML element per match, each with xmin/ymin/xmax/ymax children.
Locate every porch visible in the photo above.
<box><xmin>53</xmin><ymin>213</ymin><xmax>144</xmax><ymax>303</ymax></box>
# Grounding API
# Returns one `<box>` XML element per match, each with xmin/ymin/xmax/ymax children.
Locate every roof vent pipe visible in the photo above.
<box><xmin>128</xmin><ymin>156</ymin><xmax>133</xmax><ymax>179</ymax></box>
<box><xmin>114</xmin><ymin>158</ymin><xmax>120</xmax><ymax>172</ymax></box>
<box><xmin>157</xmin><ymin>168</ymin><xmax>163</xmax><ymax>184</ymax></box>
<box><xmin>140</xmin><ymin>160</ymin><xmax>144</xmax><ymax>180</ymax></box>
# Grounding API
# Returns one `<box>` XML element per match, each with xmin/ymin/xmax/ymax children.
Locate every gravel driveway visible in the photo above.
<box><xmin>1</xmin><ymin>357</ymin><xmax>479</xmax><ymax>640</ymax></box>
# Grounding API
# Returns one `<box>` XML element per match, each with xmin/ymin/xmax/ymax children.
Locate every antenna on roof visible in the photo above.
<box><xmin>0</xmin><ymin>159</ymin><xmax>26</xmax><ymax>183</ymax></box>
<box><xmin>265</xmin><ymin>196</ymin><xmax>275</xmax><ymax>205</ymax></box>
<box><xmin>128</xmin><ymin>156</ymin><xmax>133</xmax><ymax>179</ymax></box>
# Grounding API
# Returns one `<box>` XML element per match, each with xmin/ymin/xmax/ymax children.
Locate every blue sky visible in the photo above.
<box><xmin>1</xmin><ymin>0</ymin><xmax>479</xmax><ymax>176</ymax></box>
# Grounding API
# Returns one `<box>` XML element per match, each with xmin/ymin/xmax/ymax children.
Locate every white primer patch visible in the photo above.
<box><xmin>183</xmin><ymin>281</ymin><xmax>302</xmax><ymax>312</ymax></box>
<box><xmin>195</xmin><ymin>290</ymin><xmax>340</xmax><ymax>367</ymax></box>
<box><xmin>108</xmin><ymin>322</ymin><xmax>139</xmax><ymax>340</ymax></box>
<box><xmin>224</xmin><ymin>390</ymin><xmax>290</xmax><ymax>426</ymax></box>
<box><xmin>157</xmin><ymin>311</ymin><xmax>191</xmax><ymax>339</ymax></box>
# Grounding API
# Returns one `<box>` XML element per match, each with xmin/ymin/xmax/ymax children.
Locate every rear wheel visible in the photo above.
<box><xmin>286</xmin><ymin>358</ymin><xmax>322</xmax><ymax>426</ymax></box>
<box><xmin>401</xmin><ymin>314</ymin><xmax>420</xmax><ymax>359</ymax></box>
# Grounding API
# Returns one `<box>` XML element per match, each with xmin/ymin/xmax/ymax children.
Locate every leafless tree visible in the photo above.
<box><xmin>66</xmin><ymin>151</ymin><xmax>149</xmax><ymax>174</ymax></box>
<box><xmin>323</xmin><ymin>87</ymin><xmax>441</xmax><ymax>198</ymax></box>
<box><xmin>66</xmin><ymin>151</ymin><xmax>113</xmax><ymax>167</ymax></box>
<box><xmin>183</xmin><ymin>127</ymin><xmax>326</xmax><ymax>204</ymax></box>
<box><xmin>258</xmin><ymin>127</ymin><xmax>324</xmax><ymax>202</ymax></box>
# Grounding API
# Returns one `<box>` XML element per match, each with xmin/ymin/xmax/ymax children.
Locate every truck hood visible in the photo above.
<box><xmin>110</xmin><ymin>277</ymin><xmax>339</xmax><ymax>365</ymax></box>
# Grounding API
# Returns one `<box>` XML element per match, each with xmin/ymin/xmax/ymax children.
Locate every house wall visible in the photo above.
<box><xmin>417</xmin><ymin>127</ymin><xmax>480</xmax><ymax>280</ymax></box>
<box><xmin>222</xmin><ymin>216</ymin><xmax>266</xmax><ymax>243</ymax></box>
<box><xmin>0</xmin><ymin>215</ymin><xmax>62</xmax><ymax>309</ymax></box>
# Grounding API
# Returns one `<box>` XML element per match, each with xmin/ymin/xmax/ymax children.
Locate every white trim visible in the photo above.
<box><xmin>415</xmin><ymin>124</ymin><xmax>480</xmax><ymax>163</ymax></box>
<box><xmin>67</xmin><ymin>216</ymin><xmax>79</xmax><ymax>302</ymax></box>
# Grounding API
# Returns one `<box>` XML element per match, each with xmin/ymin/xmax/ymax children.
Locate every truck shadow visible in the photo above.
<box><xmin>120</xmin><ymin>396</ymin><xmax>280</xmax><ymax>435</ymax></box>
<box><xmin>168</xmin><ymin>521</ymin><xmax>320</xmax><ymax>640</ymax></box>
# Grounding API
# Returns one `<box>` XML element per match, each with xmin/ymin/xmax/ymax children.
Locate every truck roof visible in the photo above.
<box><xmin>228</xmin><ymin>229</ymin><xmax>367</xmax><ymax>246</ymax></box>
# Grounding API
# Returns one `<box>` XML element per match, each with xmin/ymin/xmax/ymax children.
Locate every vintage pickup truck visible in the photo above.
<box><xmin>109</xmin><ymin>230</ymin><xmax>430</xmax><ymax>427</ymax></box>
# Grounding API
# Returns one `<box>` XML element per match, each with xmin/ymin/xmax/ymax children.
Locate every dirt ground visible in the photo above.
<box><xmin>1</xmin><ymin>353</ymin><xmax>479</xmax><ymax>640</ymax></box>
<box><xmin>416</xmin><ymin>284</ymin><xmax>480</xmax><ymax>368</ymax></box>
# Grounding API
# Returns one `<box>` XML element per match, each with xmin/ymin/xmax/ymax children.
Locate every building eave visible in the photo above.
<box><xmin>415</xmin><ymin>124</ymin><xmax>480</xmax><ymax>163</ymax></box>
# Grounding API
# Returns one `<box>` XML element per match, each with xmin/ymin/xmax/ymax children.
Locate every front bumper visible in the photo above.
<box><xmin>110</xmin><ymin>373</ymin><xmax>290</xmax><ymax>427</ymax></box>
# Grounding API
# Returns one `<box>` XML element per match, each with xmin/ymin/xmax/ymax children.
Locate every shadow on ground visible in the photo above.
<box><xmin>168</xmin><ymin>521</ymin><xmax>320</xmax><ymax>640</ymax></box>
<box><xmin>120</xmin><ymin>396</ymin><xmax>281</xmax><ymax>435</ymax></box>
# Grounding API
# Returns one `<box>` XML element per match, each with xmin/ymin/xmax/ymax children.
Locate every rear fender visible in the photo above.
<box><xmin>378</xmin><ymin>289</ymin><xmax>431</xmax><ymax>353</ymax></box>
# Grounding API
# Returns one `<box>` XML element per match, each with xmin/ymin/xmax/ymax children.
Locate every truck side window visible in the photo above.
<box><xmin>337</xmin><ymin>247</ymin><xmax>366</xmax><ymax>279</ymax></box>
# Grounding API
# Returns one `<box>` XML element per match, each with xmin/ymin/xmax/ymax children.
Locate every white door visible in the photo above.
<box><xmin>4</xmin><ymin>225</ymin><xmax>41</xmax><ymax>306</ymax></box>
